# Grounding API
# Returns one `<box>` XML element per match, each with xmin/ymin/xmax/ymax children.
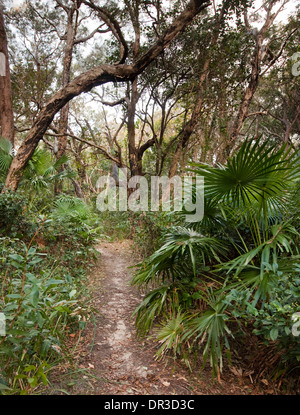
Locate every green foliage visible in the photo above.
<box><xmin>0</xmin><ymin>140</ymin><xmax>76</xmax><ymax>210</ymax></box>
<box><xmin>0</xmin><ymin>191</ymin><xmax>99</xmax><ymax>394</ymax></box>
<box><xmin>21</xmin><ymin>149</ymin><xmax>76</xmax><ymax>208</ymax></box>
<box><xmin>97</xmin><ymin>211</ymin><xmax>133</xmax><ymax>241</ymax></box>
<box><xmin>0</xmin><ymin>189</ymin><xmax>36</xmax><ymax>239</ymax></box>
<box><xmin>132</xmin><ymin>138</ymin><xmax>300</xmax><ymax>381</ymax></box>
<box><xmin>97</xmin><ymin>211</ymin><xmax>174</xmax><ymax>254</ymax></box>
<box><xmin>225</xmin><ymin>272</ymin><xmax>300</xmax><ymax>366</ymax></box>
<box><xmin>45</xmin><ymin>194</ymin><xmax>102</xmax><ymax>246</ymax></box>
<box><xmin>229</xmin><ymin>251</ymin><xmax>299</xmax><ymax>361</ymax></box>
<box><xmin>132</xmin><ymin>227</ymin><xmax>228</xmax><ymax>287</ymax></box>
<box><xmin>182</xmin><ymin>295</ymin><xmax>232</xmax><ymax>376</ymax></box>
<box><xmin>155</xmin><ymin>310</ymin><xmax>187</xmax><ymax>361</ymax></box>
<box><xmin>130</xmin><ymin>212</ymin><xmax>176</xmax><ymax>258</ymax></box>
<box><xmin>133</xmin><ymin>285</ymin><xmax>172</xmax><ymax>338</ymax></box>
<box><xmin>191</xmin><ymin>139</ymin><xmax>299</xmax><ymax>227</ymax></box>
<box><xmin>0</xmin><ymin>236</ymin><xmax>92</xmax><ymax>394</ymax></box>
<box><xmin>0</xmin><ymin>137</ymin><xmax>13</xmax><ymax>183</ymax></box>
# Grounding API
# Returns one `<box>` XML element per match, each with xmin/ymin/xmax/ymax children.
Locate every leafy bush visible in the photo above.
<box><xmin>230</xmin><ymin>273</ymin><xmax>300</xmax><ymax>364</ymax></box>
<box><xmin>0</xmin><ymin>192</ymin><xmax>101</xmax><ymax>394</ymax></box>
<box><xmin>48</xmin><ymin>194</ymin><xmax>101</xmax><ymax>241</ymax></box>
<box><xmin>0</xmin><ymin>189</ymin><xmax>37</xmax><ymax>239</ymax></box>
<box><xmin>130</xmin><ymin>212</ymin><xmax>176</xmax><ymax>258</ymax></box>
<box><xmin>20</xmin><ymin>150</ymin><xmax>75</xmax><ymax>208</ymax></box>
<box><xmin>96</xmin><ymin>210</ymin><xmax>134</xmax><ymax>241</ymax></box>
<box><xmin>0</xmin><ymin>236</ymin><xmax>92</xmax><ymax>394</ymax></box>
<box><xmin>40</xmin><ymin>195</ymin><xmax>102</xmax><ymax>268</ymax></box>
<box><xmin>97</xmin><ymin>210</ymin><xmax>176</xmax><ymax>257</ymax></box>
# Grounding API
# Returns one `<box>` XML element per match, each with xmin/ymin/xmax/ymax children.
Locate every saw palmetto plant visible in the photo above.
<box><xmin>132</xmin><ymin>138</ymin><xmax>300</xmax><ymax>377</ymax></box>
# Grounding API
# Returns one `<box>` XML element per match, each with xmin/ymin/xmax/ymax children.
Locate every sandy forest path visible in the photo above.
<box><xmin>77</xmin><ymin>240</ymin><xmax>257</xmax><ymax>395</ymax></box>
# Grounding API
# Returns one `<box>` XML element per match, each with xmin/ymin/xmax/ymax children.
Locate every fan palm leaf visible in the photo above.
<box><xmin>0</xmin><ymin>137</ymin><xmax>13</xmax><ymax>182</ymax></box>
<box><xmin>131</xmin><ymin>227</ymin><xmax>229</xmax><ymax>287</ymax></box>
<box><xmin>190</xmin><ymin>138</ymin><xmax>300</xmax><ymax>227</ymax></box>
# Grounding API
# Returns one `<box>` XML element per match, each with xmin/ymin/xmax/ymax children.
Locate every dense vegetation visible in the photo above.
<box><xmin>0</xmin><ymin>0</ymin><xmax>299</xmax><ymax>395</ymax></box>
<box><xmin>0</xmin><ymin>156</ymin><xmax>102</xmax><ymax>392</ymax></box>
<box><xmin>132</xmin><ymin>139</ymin><xmax>300</xmax><ymax>387</ymax></box>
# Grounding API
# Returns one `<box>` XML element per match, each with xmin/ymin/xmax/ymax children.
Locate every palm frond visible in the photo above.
<box><xmin>0</xmin><ymin>137</ymin><xmax>13</xmax><ymax>182</ymax></box>
<box><xmin>154</xmin><ymin>310</ymin><xmax>187</xmax><ymax>360</ymax></box>
<box><xmin>182</xmin><ymin>291</ymin><xmax>232</xmax><ymax>377</ymax></box>
<box><xmin>190</xmin><ymin>138</ymin><xmax>300</xmax><ymax>224</ymax></box>
<box><xmin>132</xmin><ymin>285</ymin><xmax>172</xmax><ymax>338</ymax></box>
<box><xmin>131</xmin><ymin>227</ymin><xmax>229</xmax><ymax>287</ymax></box>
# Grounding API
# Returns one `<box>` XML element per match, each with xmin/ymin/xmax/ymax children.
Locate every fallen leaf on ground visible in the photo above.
<box><xmin>160</xmin><ymin>379</ymin><xmax>170</xmax><ymax>387</ymax></box>
<box><xmin>230</xmin><ymin>367</ymin><xmax>243</xmax><ymax>377</ymax></box>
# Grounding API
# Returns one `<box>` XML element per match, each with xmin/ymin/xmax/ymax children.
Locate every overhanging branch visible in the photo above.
<box><xmin>5</xmin><ymin>0</ymin><xmax>211</xmax><ymax>190</ymax></box>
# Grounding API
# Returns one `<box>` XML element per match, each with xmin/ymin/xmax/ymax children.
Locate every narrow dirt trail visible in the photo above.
<box><xmin>80</xmin><ymin>240</ymin><xmax>256</xmax><ymax>395</ymax></box>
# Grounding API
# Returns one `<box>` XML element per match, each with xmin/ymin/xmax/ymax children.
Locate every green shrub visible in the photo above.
<box><xmin>131</xmin><ymin>212</ymin><xmax>177</xmax><ymax>258</ymax></box>
<box><xmin>0</xmin><ymin>189</ymin><xmax>36</xmax><ymax>239</ymax></box>
<box><xmin>0</xmin><ymin>194</ymin><xmax>102</xmax><ymax>394</ymax></box>
<box><xmin>97</xmin><ymin>209</ymin><xmax>176</xmax><ymax>257</ymax></box>
<box><xmin>41</xmin><ymin>195</ymin><xmax>102</xmax><ymax>267</ymax></box>
<box><xmin>96</xmin><ymin>210</ymin><xmax>133</xmax><ymax>241</ymax></box>
<box><xmin>0</xmin><ymin>236</ymin><xmax>92</xmax><ymax>394</ymax></box>
<box><xmin>132</xmin><ymin>138</ymin><xmax>300</xmax><ymax>383</ymax></box>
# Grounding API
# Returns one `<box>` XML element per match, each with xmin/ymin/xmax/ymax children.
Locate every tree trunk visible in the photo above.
<box><xmin>71</xmin><ymin>177</ymin><xmax>84</xmax><ymax>199</ymax></box>
<box><xmin>4</xmin><ymin>0</ymin><xmax>210</xmax><ymax>191</ymax></box>
<box><xmin>55</xmin><ymin>8</ymin><xmax>76</xmax><ymax>194</ymax></box>
<box><xmin>223</xmin><ymin>3</ymin><xmax>284</xmax><ymax>159</ymax></box>
<box><xmin>127</xmin><ymin>78</ymin><xmax>143</xmax><ymax>177</ymax></box>
<box><xmin>224</xmin><ymin>36</ymin><xmax>263</xmax><ymax>157</ymax></box>
<box><xmin>125</xmin><ymin>0</ymin><xmax>143</xmax><ymax>178</ymax></box>
<box><xmin>168</xmin><ymin>2</ymin><xmax>226</xmax><ymax>177</ymax></box>
<box><xmin>0</xmin><ymin>4</ymin><xmax>14</xmax><ymax>146</ymax></box>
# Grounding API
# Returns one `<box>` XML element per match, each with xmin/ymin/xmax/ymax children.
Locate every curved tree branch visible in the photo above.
<box><xmin>83</xmin><ymin>0</ymin><xmax>129</xmax><ymax>64</ymax></box>
<box><xmin>5</xmin><ymin>0</ymin><xmax>211</xmax><ymax>191</ymax></box>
